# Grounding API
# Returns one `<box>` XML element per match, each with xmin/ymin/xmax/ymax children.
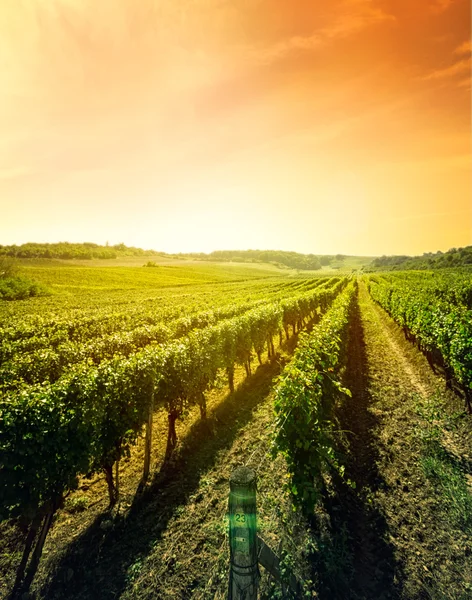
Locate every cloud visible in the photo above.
<box><xmin>457</xmin><ymin>77</ymin><xmax>471</xmax><ymax>90</ymax></box>
<box><xmin>322</xmin><ymin>0</ymin><xmax>396</xmax><ymax>39</ymax></box>
<box><xmin>454</xmin><ymin>40</ymin><xmax>472</xmax><ymax>55</ymax></box>
<box><xmin>421</xmin><ymin>37</ymin><xmax>471</xmax><ymax>85</ymax></box>
<box><xmin>241</xmin><ymin>0</ymin><xmax>395</xmax><ymax>67</ymax></box>
<box><xmin>240</xmin><ymin>33</ymin><xmax>322</xmax><ymax>67</ymax></box>
<box><xmin>422</xmin><ymin>57</ymin><xmax>471</xmax><ymax>80</ymax></box>
<box><xmin>431</xmin><ymin>0</ymin><xmax>456</xmax><ymax>13</ymax></box>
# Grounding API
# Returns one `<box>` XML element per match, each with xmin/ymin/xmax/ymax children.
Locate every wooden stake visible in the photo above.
<box><xmin>142</xmin><ymin>388</ymin><xmax>154</xmax><ymax>482</ymax></box>
<box><xmin>228</xmin><ymin>467</ymin><xmax>259</xmax><ymax>600</ymax></box>
<box><xmin>12</xmin><ymin>513</ymin><xmax>42</xmax><ymax>594</ymax></box>
<box><xmin>22</xmin><ymin>504</ymin><xmax>56</xmax><ymax>592</ymax></box>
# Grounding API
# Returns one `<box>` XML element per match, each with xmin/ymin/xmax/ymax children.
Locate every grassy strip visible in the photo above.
<box><xmin>416</xmin><ymin>395</ymin><xmax>472</xmax><ymax>533</ymax></box>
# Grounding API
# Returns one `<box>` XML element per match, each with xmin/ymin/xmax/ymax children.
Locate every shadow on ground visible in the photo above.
<box><xmin>310</xmin><ymin>294</ymin><xmax>405</xmax><ymax>600</ymax></box>
<box><xmin>36</xmin><ymin>358</ymin><xmax>285</xmax><ymax>600</ymax></box>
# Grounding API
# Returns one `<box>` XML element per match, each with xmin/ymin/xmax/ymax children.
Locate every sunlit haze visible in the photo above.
<box><xmin>1</xmin><ymin>0</ymin><xmax>471</xmax><ymax>255</ymax></box>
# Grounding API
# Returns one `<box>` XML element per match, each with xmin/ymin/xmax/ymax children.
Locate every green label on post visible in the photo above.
<box><xmin>232</xmin><ymin>507</ymin><xmax>251</xmax><ymax>554</ymax></box>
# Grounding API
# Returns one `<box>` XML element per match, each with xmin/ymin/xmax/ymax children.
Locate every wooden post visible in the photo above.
<box><xmin>142</xmin><ymin>388</ymin><xmax>154</xmax><ymax>482</ymax></box>
<box><xmin>228</xmin><ymin>467</ymin><xmax>259</xmax><ymax>599</ymax></box>
<box><xmin>22</xmin><ymin>499</ymin><xmax>58</xmax><ymax>592</ymax></box>
<box><xmin>12</xmin><ymin>512</ymin><xmax>42</xmax><ymax>594</ymax></box>
<box><xmin>115</xmin><ymin>459</ymin><xmax>120</xmax><ymax>499</ymax></box>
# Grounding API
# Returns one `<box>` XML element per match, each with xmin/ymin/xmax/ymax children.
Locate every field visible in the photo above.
<box><xmin>1</xmin><ymin>260</ymin><xmax>471</xmax><ymax>600</ymax></box>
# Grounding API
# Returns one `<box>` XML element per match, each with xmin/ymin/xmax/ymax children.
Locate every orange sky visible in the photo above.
<box><xmin>0</xmin><ymin>0</ymin><xmax>470</xmax><ymax>255</ymax></box>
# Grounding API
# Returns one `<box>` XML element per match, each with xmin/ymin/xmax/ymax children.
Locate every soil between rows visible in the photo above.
<box><xmin>320</xmin><ymin>283</ymin><xmax>472</xmax><ymax>600</ymax></box>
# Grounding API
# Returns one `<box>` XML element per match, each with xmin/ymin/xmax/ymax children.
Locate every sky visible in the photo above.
<box><xmin>0</xmin><ymin>0</ymin><xmax>470</xmax><ymax>256</ymax></box>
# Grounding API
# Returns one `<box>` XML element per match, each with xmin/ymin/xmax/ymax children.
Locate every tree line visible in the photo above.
<box><xmin>0</xmin><ymin>242</ymin><xmax>162</xmax><ymax>261</ymax></box>
<box><xmin>371</xmin><ymin>246</ymin><xmax>472</xmax><ymax>270</ymax></box>
<box><xmin>173</xmin><ymin>249</ymin><xmax>325</xmax><ymax>270</ymax></box>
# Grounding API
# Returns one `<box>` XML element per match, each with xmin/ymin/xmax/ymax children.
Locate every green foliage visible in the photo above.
<box><xmin>0</xmin><ymin>278</ymin><xmax>343</xmax><ymax>393</ymax></box>
<box><xmin>18</xmin><ymin>261</ymin><xmax>281</xmax><ymax>294</ymax></box>
<box><xmin>0</xmin><ymin>277</ymin><xmax>49</xmax><ymax>301</ymax></box>
<box><xmin>0</xmin><ymin>256</ymin><xmax>48</xmax><ymax>301</ymax></box>
<box><xmin>64</xmin><ymin>494</ymin><xmax>89</xmax><ymax>513</ymax></box>
<box><xmin>273</xmin><ymin>281</ymin><xmax>356</xmax><ymax>514</ymax></box>
<box><xmin>368</xmin><ymin>272</ymin><xmax>472</xmax><ymax>398</ymax></box>
<box><xmin>0</xmin><ymin>348</ymin><xmax>163</xmax><ymax>521</ymax></box>
<box><xmin>92</xmin><ymin>353</ymin><xmax>160</xmax><ymax>470</ymax></box>
<box><xmin>0</xmin><ymin>368</ymin><xmax>104</xmax><ymax>520</ymax></box>
<box><xmin>0</xmin><ymin>274</ymin><xmax>348</xmax><ymax>526</ymax></box>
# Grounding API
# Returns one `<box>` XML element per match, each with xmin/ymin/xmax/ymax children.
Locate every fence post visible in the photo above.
<box><xmin>228</xmin><ymin>467</ymin><xmax>259</xmax><ymax>599</ymax></box>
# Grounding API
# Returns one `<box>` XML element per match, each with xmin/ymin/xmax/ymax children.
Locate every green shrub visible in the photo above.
<box><xmin>0</xmin><ymin>276</ymin><xmax>49</xmax><ymax>301</ymax></box>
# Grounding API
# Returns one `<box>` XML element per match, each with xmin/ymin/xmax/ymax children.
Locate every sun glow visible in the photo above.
<box><xmin>0</xmin><ymin>0</ymin><xmax>470</xmax><ymax>254</ymax></box>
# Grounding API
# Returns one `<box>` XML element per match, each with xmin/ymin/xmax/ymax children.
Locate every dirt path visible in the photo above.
<box><xmin>366</xmin><ymin>298</ymin><xmax>429</xmax><ymax>399</ymax></box>
<box><xmin>317</xmin><ymin>282</ymin><xmax>472</xmax><ymax>600</ymax></box>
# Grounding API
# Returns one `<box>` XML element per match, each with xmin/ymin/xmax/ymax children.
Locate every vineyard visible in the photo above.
<box><xmin>1</xmin><ymin>261</ymin><xmax>471</xmax><ymax>599</ymax></box>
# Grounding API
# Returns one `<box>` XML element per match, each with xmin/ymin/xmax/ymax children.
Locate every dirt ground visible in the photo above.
<box><xmin>320</xmin><ymin>282</ymin><xmax>472</xmax><ymax>600</ymax></box>
<box><xmin>2</xmin><ymin>284</ymin><xmax>471</xmax><ymax>599</ymax></box>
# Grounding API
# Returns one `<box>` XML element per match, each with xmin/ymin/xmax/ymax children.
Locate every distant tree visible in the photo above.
<box><xmin>319</xmin><ymin>256</ymin><xmax>332</xmax><ymax>266</ymax></box>
<box><xmin>202</xmin><ymin>249</ymin><xmax>321</xmax><ymax>270</ymax></box>
<box><xmin>0</xmin><ymin>242</ymin><xmax>159</xmax><ymax>261</ymax></box>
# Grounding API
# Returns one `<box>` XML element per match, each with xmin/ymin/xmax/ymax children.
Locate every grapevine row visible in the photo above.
<box><xmin>374</xmin><ymin>271</ymin><xmax>472</xmax><ymax>309</ymax></box>
<box><xmin>273</xmin><ymin>280</ymin><xmax>357</xmax><ymax>514</ymax></box>
<box><xmin>0</xmin><ymin>276</ymin><xmax>330</xmax><ymax>346</ymax></box>
<box><xmin>0</xmin><ymin>278</ymin><xmax>286</xmax><ymax>345</ymax></box>
<box><xmin>0</xmin><ymin>277</ymin><xmax>338</xmax><ymax>362</ymax></box>
<box><xmin>0</xmin><ymin>279</ymin><xmax>342</xmax><ymax>391</ymax></box>
<box><xmin>367</xmin><ymin>275</ymin><xmax>472</xmax><ymax>409</ymax></box>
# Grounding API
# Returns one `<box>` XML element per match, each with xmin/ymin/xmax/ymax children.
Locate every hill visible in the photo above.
<box><xmin>0</xmin><ymin>244</ymin><xmax>377</xmax><ymax>271</ymax></box>
<box><xmin>173</xmin><ymin>249</ymin><xmax>323</xmax><ymax>270</ymax></box>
